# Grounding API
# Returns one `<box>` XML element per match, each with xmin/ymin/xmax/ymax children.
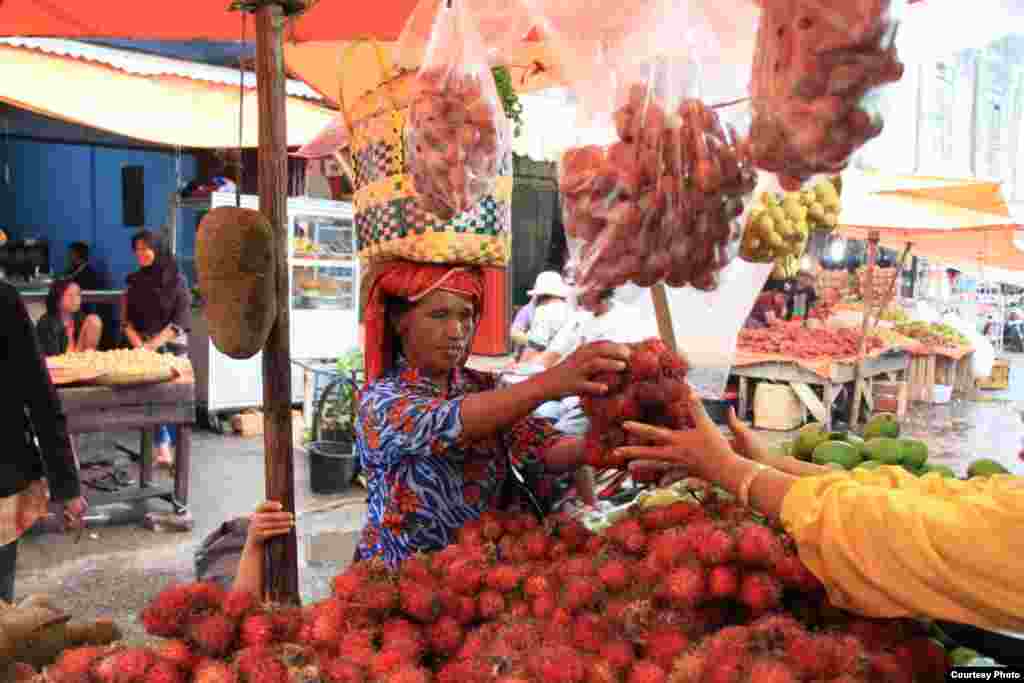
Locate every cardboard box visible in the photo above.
<box><xmin>232</xmin><ymin>409</ymin><xmax>305</xmax><ymax>439</ymax></box>
<box><xmin>977</xmin><ymin>359</ymin><xmax>1010</xmax><ymax>390</ymax></box>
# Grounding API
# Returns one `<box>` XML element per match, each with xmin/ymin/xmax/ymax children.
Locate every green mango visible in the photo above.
<box><xmin>864</xmin><ymin>413</ymin><xmax>901</xmax><ymax>440</ymax></box>
<box><xmin>794</xmin><ymin>423</ymin><xmax>828</xmax><ymax>461</ymax></box>
<box><xmin>812</xmin><ymin>441</ymin><xmax>863</xmax><ymax>470</ymax></box>
<box><xmin>921</xmin><ymin>464</ymin><xmax>956</xmax><ymax>478</ymax></box>
<box><xmin>898</xmin><ymin>438</ymin><xmax>929</xmax><ymax>469</ymax></box>
<box><xmin>864</xmin><ymin>437</ymin><xmax>903</xmax><ymax>465</ymax></box>
<box><xmin>967</xmin><ymin>459</ymin><xmax>1010</xmax><ymax>478</ymax></box>
<box><xmin>845</xmin><ymin>433</ymin><xmax>865</xmax><ymax>456</ymax></box>
<box><xmin>855</xmin><ymin>460</ymin><xmax>884</xmax><ymax>471</ymax></box>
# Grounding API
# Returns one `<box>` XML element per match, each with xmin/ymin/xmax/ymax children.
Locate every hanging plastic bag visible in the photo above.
<box><xmin>560</xmin><ymin>54</ymin><xmax>758</xmax><ymax>310</ymax></box>
<box><xmin>749</xmin><ymin>0</ymin><xmax>906</xmax><ymax>190</ymax></box>
<box><xmin>403</xmin><ymin>0</ymin><xmax>511</xmax><ymax>220</ymax></box>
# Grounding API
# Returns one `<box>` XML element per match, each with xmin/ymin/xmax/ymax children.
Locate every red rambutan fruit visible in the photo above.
<box><xmin>532</xmin><ymin>592</ymin><xmax>557</xmax><ymax>619</ymax></box>
<box><xmin>53</xmin><ymin>646</ymin><xmax>104</xmax><ymax>676</ymax></box>
<box><xmin>145</xmin><ymin>660</ymin><xmax>185</xmax><ymax>683</ymax></box>
<box><xmin>662</xmin><ymin>564</ymin><xmax>707</xmax><ymax>606</ymax></box>
<box><xmin>239</xmin><ymin>613</ymin><xmax>276</xmax><ymax>648</ymax></box>
<box><xmin>221</xmin><ymin>590</ymin><xmax>258</xmax><ymax>619</ymax></box>
<box><xmin>189</xmin><ymin>613</ymin><xmax>238</xmax><ymax>658</ymax></box>
<box><xmin>597</xmin><ymin>558</ymin><xmax>631</xmax><ymax>592</ymax></box>
<box><xmin>648</xmin><ymin>528</ymin><xmax>686</xmax><ymax>570</ymax></box>
<box><xmin>571</xmin><ymin>613</ymin><xmax>610</xmax><ymax>653</ymax></box>
<box><xmin>771</xmin><ymin>553</ymin><xmax>823</xmax><ymax>593</ymax></box>
<box><xmin>110</xmin><ymin>647</ymin><xmax>153</xmax><ymax>682</ymax></box>
<box><xmin>628</xmin><ymin>661</ymin><xmax>667</xmax><ymax>683</ymax></box>
<box><xmin>868</xmin><ymin>652</ymin><xmax>913</xmax><ymax>683</ymax></box>
<box><xmin>529</xmin><ymin>644</ymin><xmax>586</xmax><ymax>683</ymax></box>
<box><xmin>600</xmin><ymin>640</ymin><xmax>635</xmax><ymax>671</ymax></box>
<box><xmin>155</xmin><ymin>640</ymin><xmax>196</xmax><ymax>672</ymax></box>
<box><xmin>707</xmin><ymin>564</ymin><xmax>740</xmax><ymax>599</ymax></box>
<box><xmin>746</xmin><ymin>658</ymin><xmax>798</xmax><ymax>683</ymax></box>
<box><xmin>738</xmin><ymin>572</ymin><xmax>782</xmax><ymax>613</ymax></box>
<box><xmin>477</xmin><ymin>589</ymin><xmax>506</xmax><ymax>620</ymax></box>
<box><xmin>695</xmin><ymin>527</ymin><xmax>737</xmax><ymax>565</ymax></box>
<box><xmin>320</xmin><ymin>658</ymin><xmax>366</xmax><ymax>683</ymax></box>
<box><xmin>562</xmin><ymin>576</ymin><xmax>599</xmax><ymax>612</ymax></box>
<box><xmin>193</xmin><ymin>660</ymin><xmax>238</xmax><ymax>683</ymax></box>
<box><xmin>399</xmin><ymin>579</ymin><xmax>441</xmax><ymax>623</ymax></box>
<box><xmin>736</xmin><ymin>523</ymin><xmax>783</xmax><ymax>567</ymax></box>
<box><xmin>390</xmin><ymin>667</ymin><xmax>431</xmax><ymax>683</ymax></box>
<box><xmin>645</xmin><ymin>627</ymin><xmax>690</xmax><ymax>669</ymax></box>
<box><xmin>428</xmin><ymin>615</ymin><xmax>464</xmax><ymax>655</ymax></box>
<box><xmin>893</xmin><ymin>636</ymin><xmax>950</xmax><ymax>680</ymax></box>
<box><xmin>522</xmin><ymin>529</ymin><xmax>551</xmax><ymax>560</ymax></box>
<box><xmin>485</xmin><ymin>564</ymin><xmax>525</xmax><ymax>593</ymax></box>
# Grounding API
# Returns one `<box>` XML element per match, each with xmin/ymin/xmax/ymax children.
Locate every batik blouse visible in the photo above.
<box><xmin>354</xmin><ymin>358</ymin><xmax>565</xmax><ymax>567</ymax></box>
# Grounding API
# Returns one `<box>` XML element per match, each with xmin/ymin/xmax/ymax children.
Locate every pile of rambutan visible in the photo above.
<box><xmin>579</xmin><ymin>338</ymin><xmax>696</xmax><ymax>469</ymax></box>
<box><xmin>41</xmin><ymin>489</ymin><xmax>952</xmax><ymax>682</ymax></box>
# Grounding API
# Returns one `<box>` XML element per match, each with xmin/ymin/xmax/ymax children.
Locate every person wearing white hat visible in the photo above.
<box><xmin>512</xmin><ymin>271</ymin><xmax>572</xmax><ymax>362</ymax></box>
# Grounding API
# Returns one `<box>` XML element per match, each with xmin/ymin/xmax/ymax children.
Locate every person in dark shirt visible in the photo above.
<box><xmin>35</xmin><ymin>279</ymin><xmax>103</xmax><ymax>356</ymax></box>
<box><xmin>0</xmin><ymin>282</ymin><xmax>87</xmax><ymax>602</ymax></box>
<box><xmin>64</xmin><ymin>242</ymin><xmax>103</xmax><ymax>293</ymax></box>
<box><xmin>122</xmin><ymin>230</ymin><xmax>192</xmax><ymax>467</ymax></box>
<box><xmin>787</xmin><ymin>270</ymin><xmax>819</xmax><ymax>323</ymax></box>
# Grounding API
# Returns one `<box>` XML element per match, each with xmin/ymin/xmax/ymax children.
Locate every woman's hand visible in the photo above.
<box><xmin>615</xmin><ymin>390</ymin><xmax>735</xmax><ymax>478</ymax></box>
<box><xmin>726</xmin><ymin>407</ymin><xmax>772</xmax><ymax>464</ymax></box>
<box><xmin>62</xmin><ymin>496</ymin><xmax>88</xmax><ymax>532</ymax></box>
<box><xmin>245</xmin><ymin>501</ymin><xmax>295</xmax><ymax>548</ymax></box>
<box><xmin>539</xmin><ymin>341</ymin><xmax>631</xmax><ymax>400</ymax></box>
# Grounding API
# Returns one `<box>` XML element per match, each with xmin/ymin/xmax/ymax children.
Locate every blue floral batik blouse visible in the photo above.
<box><xmin>354</xmin><ymin>357</ymin><xmax>566</xmax><ymax>567</ymax></box>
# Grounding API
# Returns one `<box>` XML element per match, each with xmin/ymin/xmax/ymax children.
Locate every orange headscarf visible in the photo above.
<box><xmin>363</xmin><ymin>261</ymin><xmax>485</xmax><ymax>383</ymax></box>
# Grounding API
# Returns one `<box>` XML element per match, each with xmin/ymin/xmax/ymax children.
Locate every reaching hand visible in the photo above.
<box><xmin>540</xmin><ymin>341</ymin><xmax>631</xmax><ymax>400</ymax></box>
<box><xmin>246</xmin><ymin>501</ymin><xmax>295</xmax><ymax>546</ymax></box>
<box><xmin>614</xmin><ymin>389</ymin><xmax>734</xmax><ymax>476</ymax></box>
<box><xmin>63</xmin><ymin>496</ymin><xmax>88</xmax><ymax>532</ymax></box>
<box><xmin>726</xmin><ymin>408</ymin><xmax>772</xmax><ymax>463</ymax></box>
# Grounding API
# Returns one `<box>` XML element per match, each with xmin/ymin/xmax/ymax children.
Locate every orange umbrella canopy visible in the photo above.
<box><xmin>0</xmin><ymin>1</ymin><xmax>421</xmax><ymax>41</ymax></box>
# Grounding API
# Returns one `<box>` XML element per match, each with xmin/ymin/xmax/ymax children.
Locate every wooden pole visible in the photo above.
<box><xmin>849</xmin><ymin>232</ymin><xmax>879</xmax><ymax>429</ymax></box>
<box><xmin>254</xmin><ymin>3</ymin><xmax>299</xmax><ymax>604</ymax></box>
<box><xmin>651</xmin><ymin>283</ymin><xmax>678</xmax><ymax>352</ymax></box>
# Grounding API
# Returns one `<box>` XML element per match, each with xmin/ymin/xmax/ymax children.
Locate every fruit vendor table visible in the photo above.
<box><xmin>56</xmin><ymin>371</ymin><xmax>195</xmax><ymax>514</ymax></box>
<box><xmin>732</xmin><ymin>350</ymin><xmax>910</xmax><ymax>431</ymax></box>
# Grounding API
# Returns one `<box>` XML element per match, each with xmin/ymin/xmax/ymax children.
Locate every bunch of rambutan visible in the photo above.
<box><xmin>579</xmin><ymin>338</ymin><xmax>696</xmax><ymax>469</ymax></box>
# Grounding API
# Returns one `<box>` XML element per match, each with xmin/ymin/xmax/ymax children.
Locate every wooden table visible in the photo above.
<box><xmin>732</xmin><ymin>351</ymin><xmax>910</xmax><ymax>431</ymax></box>
<box><xmin>58</xmin><ymin>377</ymin><xmax>195</xmax><ymax>513</ymax></box>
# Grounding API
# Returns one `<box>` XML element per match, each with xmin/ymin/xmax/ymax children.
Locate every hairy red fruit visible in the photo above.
<box><xmin>600</xmin><ymin>640</ymin><xmax>635</xmax><ymax>671</ymax></box>
<box><xmin>597</xmin><ymin>558</ymin><xmax>631</xmax><ymax>592</ymax></box>
<box><xmin>476</xmin><ymin>589</ymin><xmax>505</xmax><ymax>620</ymax></box>
<box><xmin>486</xmin><ymin>564</ymin><xmax>525</xmax><ymax>593</ymax></box>
<box><xmin>191</xmin><ymin>660</ymin><xmax>238</xmax><ymax>683</ymax></box>
<box><xmin>399</xmin><ymin>579</ymin><xmax>440</xmax><ymax>623</ymax></box>
<box><xmin>239</xmin><ymin>613</ymin><xmax>276</xmax><ymax>648</ymax></box>
<box><xmin>707</xmin><ymin>564</ymin><xmax>740</xmax><ymax>599</ymax></box>
<box><xmin>645</xmin><ymin>626</ymin><xmax>690</xmax><ymax>669</ymax></box>
<box><xmin>736</xmin><ymin>523</ymin><xmax>783</xmax><ymax>567</ymax></box>
<box><xmin>894</xmin><ymin>636</ymin><xmax>950</xmax><ymax>680</ymax></box>
<box><xmin>522</xmin><ymin>529</ymin><xmax>551</xmax><ymax>560</ymax></box>
<box><xmin>221</xmin><ymin>590</ymin><xmax>258</xmax><ymax>619</ymax></box>
<box><xmin>189</xmin><ymin>614</ymin><xmax>237</xmax><ymax>658</ymax></box>
<box><xmin>529</xmin><ymin>644</ymin><xmax>586</xmax><ymax>683</ymax></box>
<box><xmin>332</xmin><ymin>570</ymin><xmax>363</xmax><ymax>599</ymax></box>
<box><xmin>563</xmin><ymin>577</ymin><xmax>599</xmax><ymax>612</ymax></box>
<box><xmin>663</xmin><ymin>501</ymin><xmax>702</xmax><ymax>527</ymax></box>
<box><xmin>746</xmin><ymin>658</ymin><xmax>798</xmax><ymax>683</ymax></box>
<box><xmin>155</xmin><ymin>640</ymin><xmax>195</xmax><ymax>672</ymax></box>
<box><xmin>738</xmin><ymin>572</ymin><xmax>783</xmax><ymax>613</ymax></box>
<box><xmin>869</xmin><ymin>652</ymin><xmax>913</xmax><ymax>683</ymax></box>
<box><xmin>663</xmin><ymin>565</ymin><xmax>707</xmax><ymax>606</ymax></box>
<box><xmin>320</xmin><ymin>657</ymin><xmax>366</xmax><ymax>683</ymax></box>
<box><xmin>631</xmin><ymin>350</ymin><xmax>661</xmax><ymax>380</ymax></box>
<box><xmin>772</xmin><ymin>553</ymin><xmax>823</xmax><ymax>593</ymax></box>
<box><xmin>696</xmin><ymin>527</ymin><xmax>737</xmax><ymax>565</ymax></box>
<box><xmin>572</xmin><ymin>613</ymin><xmax>610</xmax><ymax>653</ymax></box>
<box><xmin>532</xmin><ymin>592</ymin><xmax>557</xmax><ymax>619</ymax></box>
<box><xmin>246</xmin><ymin>658</ymin><xmax>290</xmax><ymax>683</ymax></box>
<box><xmin>628</xmin><ymin>661</ymin><xmax>667</xmax><ymax>683</ymax></box>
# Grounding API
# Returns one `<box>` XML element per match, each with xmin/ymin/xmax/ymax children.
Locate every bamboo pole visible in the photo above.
<box><xmin>254</xmin><ymin>3</ymin><xmax>300</xmax><ymax>604</ymax></box>
<box><xmin>849</xmin><ymin>238</ymin><xmax>912</xmax><ymax>428</ymax></box>
<box><xmin>650</xmin><ymin>283</ymin><xmax>678</xmax><ymax>352</ymax></box>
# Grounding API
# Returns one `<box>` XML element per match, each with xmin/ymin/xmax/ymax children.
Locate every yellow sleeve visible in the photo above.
<box><xmin>780</xmin><ymin>466</ymin><xmax>1024</xmax><ymax>632</ymax></box>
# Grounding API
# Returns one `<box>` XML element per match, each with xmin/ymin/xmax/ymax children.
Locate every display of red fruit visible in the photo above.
<box><xmin>736</xmin><ymin>523</ymin><xmax>783</xmax><ymax>567</ymax></box>
<box><xmin>238</xmin><ymin>613</ymin><xmax>276</xmax><ymax>648</ymax></box>
<box><xmin>645</xmin><ymin>626</ymin><xmax>690</xmax><ymax>669</ymax></box>
<box><xmin>746</xmin><ymin>658</ymin><xmax>798</xmax><ymax>683</ymax></box>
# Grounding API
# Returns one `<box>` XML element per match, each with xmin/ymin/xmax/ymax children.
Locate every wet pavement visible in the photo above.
<box><xmin>13</xmin><ymin>355</ymin><xmax>1024</xmax><ymax>645</ymax></box>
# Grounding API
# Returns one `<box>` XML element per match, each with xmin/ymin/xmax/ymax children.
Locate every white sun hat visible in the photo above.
<box><xmin>528</xmin><ymin>271</ymin><xmax>570</xmax><ymax>299</ymax></box>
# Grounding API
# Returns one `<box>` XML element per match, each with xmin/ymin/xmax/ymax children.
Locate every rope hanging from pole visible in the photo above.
<box><xmin>237</xmin><ymin>12</ymin><xmax>247</xmax><ymax>208</ymax></box>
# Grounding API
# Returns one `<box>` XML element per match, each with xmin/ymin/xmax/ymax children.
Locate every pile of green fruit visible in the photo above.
<box><xmin>895</xmin><ymin>321</ymin><xmax>970</xmax><ymax>347</ymax></box>
<box><xmin>776</xmin><ymin>413</ymin><xmax>1011</xmax><ymax>479</ymax></box>
<box><xmin>740</xmin><ymin>177</ymin><xmax>842</xmax><ymax>267</ymax></box>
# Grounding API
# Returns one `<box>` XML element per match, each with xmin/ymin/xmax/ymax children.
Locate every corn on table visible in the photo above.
<box><xmin>56</xmin><ymin>372</ymin><xmax>195</xmax><ymax>514</ymax></box>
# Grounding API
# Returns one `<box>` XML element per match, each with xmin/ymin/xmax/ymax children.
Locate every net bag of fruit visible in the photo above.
<box><xmin>335</xmin><ymin>12</ymin><xmax>513</xmax><ymax>269</ymax></box>
<box><xmin>749</xmin><ymin>0</ymin><xmax>906</xmax><ymax>190</ymax></box>
<box><xmin>402</xmin><ymin>0</ymin><xmax>512</xmax><ymax>222</ymax></box>
<box><xmin>529</xmin><ymin>0</ymin><xmax>759</xmax><ymax>311</ymax></box>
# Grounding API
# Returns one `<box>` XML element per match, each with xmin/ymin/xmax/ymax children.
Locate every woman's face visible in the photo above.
<box><xmin>396</xmin><ymin>290</ymin><xmax>477</xmax><ymax>379</ymax></box>
<box><xmin>134</xmin><ymin>240</ymin><xmax>156</xmax><ymax>268</ymax></box>
<box><xmin>61</xmin><ymin>283</ymin><xmax>82</xmax><ymax>314</ymax></box>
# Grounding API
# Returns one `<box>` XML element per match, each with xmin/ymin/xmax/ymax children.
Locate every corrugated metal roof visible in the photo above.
<box><xmin>0</xmin><ymin>37</ymin><xmax>323</xmax><ymax>101</ymax></box>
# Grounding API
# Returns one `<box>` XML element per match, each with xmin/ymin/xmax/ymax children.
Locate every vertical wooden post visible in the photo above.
<box><xmin>651</xmin><ymin>283</ymin><xmax>678</xmax><ymax>352</ymax></box>
<box><xmin>849</xmin><ymin>231</ymin><xmax>880</xmax><ymax>428</ymax></box>
<box><xmin>255</xmin><ymin>3</ymin><xmax>299</xmax><ymax>604</ymax></box>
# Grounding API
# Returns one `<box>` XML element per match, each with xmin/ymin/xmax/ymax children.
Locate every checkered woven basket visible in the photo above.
<box><xmin>339</xmin><ymin>64</ymin><xmax>512</xmax><ymax>270</ymax></box>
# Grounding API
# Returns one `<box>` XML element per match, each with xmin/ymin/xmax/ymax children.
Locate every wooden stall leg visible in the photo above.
<box><xmin>738</xmin><ymin>377</ymin><xmax>749</xmax><ymax>421</ymax></box>
<box><xmin>139</xmin><ymin>428</ymin><xmax>154</xmax><ymax>489</ymax></box>
<box><xmin>174</xmin><ymin>425</ymin><xmax>191</xmax><ymax>511</ymax></box>
<box><xmin>822</xmin><ymin>384</ymin><xmax>835</xmax><ymax>431</ymax></box>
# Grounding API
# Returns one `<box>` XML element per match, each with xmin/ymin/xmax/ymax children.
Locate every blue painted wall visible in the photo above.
<box><xmin>0</xmin><ymin>103</ymin><xmax>198</xmax><ymax>288</ymax></box>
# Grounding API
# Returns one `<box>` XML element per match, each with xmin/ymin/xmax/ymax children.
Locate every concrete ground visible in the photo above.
<box><xmin>13</xmin><ymin>353</ymin><xmax>1024</xmax><ymax>645</ymax></box>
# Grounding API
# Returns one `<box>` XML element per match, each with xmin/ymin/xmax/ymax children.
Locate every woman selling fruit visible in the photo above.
<box><xmin>356</xmin><ymin>261</ymin><xmax>630</xmax><ymax>567</ymax></box>
<box><xmin>616</xmin><ymin>394</ymin><xmax>1024</xmax><ymax>637</ymax></box>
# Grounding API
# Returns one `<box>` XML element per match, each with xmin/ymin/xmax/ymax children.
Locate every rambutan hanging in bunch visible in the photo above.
<box><xmin>140</xmin><ymin>583</ymin><xmax>195</xmax><ymax>638</ymax></box>
<box><xmin>580</xmin><ymin>338</ymin><xmax>694</xmax><ymax>469</ymax></box>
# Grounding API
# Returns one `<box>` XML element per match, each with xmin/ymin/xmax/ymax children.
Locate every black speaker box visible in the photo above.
<box><xmin>122</xmin><ymin>165</ymin><xmax>145</xmax><ymax>227</ymax></box>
